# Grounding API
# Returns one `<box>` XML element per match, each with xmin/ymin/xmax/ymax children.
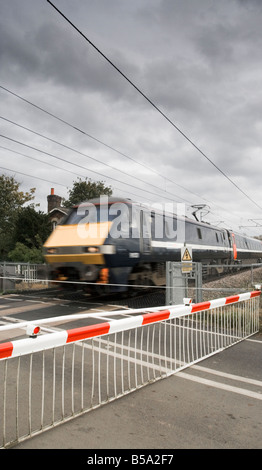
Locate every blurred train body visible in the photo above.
<box><xmin>43</xmin><ymin>197</ymin><xmax>262</xmax><ymax>293</ymax></box>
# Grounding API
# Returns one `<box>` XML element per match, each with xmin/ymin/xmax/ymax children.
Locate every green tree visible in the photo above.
<box><xmin>63</xmin><ymin>178</ymin><xmax>112</xmax><ymax>208</ymax></box>
<box><xmin>8</xmin><ymin>242</ymin><xmax>45</xmax><ymax>264</ymax></box>
<box><xmin>0</xmin><ymin>174</ymin><xmax>35</xmax><ymax>259</ymax></box>
<box><xmin>12</xmin><ymin>206</ymin><xmax>52</xmax><ymax>249</ymax></box>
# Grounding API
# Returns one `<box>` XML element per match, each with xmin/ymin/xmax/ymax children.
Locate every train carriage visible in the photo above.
<box><xmin>44</xmin><ymin>197</ymin><xmax>262</xmax><ymax>292</ymax></box>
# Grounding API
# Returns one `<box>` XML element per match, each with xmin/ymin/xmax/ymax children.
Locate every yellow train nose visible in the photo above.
<box><xmin>43</xmin><ymin>221</ymin><xmax>113</xmax><ymax>268</ymax></box>
<box><xmin>44</xmin><ymin>222</ymin><xmax>111</xmax><ymax>249</ymax></box>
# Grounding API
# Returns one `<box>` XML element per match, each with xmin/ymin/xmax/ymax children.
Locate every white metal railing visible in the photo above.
<box><xmin>0</xmin><ymin>290</ymin><xmax>260</xmax><ymax>448</ymax></box>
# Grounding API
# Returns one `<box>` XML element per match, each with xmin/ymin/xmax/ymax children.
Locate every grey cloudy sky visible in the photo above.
<box><xmin>1</xmin><ymin>0</ymin><xmax>262</xmax><ymax>235</ymax></box>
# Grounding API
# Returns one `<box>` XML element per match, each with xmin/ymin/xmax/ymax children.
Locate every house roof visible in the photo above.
<box><xmin>48</xmin><ymin>207</ymin><xmax>69</xmax><ymax>216</ymax></box>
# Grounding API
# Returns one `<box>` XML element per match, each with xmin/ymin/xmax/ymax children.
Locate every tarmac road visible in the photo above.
<box><xmin>13</xmin><ymin>334</ymin><xmax>262</xmax><ymax>450</ymax></box>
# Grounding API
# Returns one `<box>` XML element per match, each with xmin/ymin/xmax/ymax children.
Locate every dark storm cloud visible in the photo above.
<box><xmin>0</xmin><ymin>1</ymin><xmax>139</xmax><ymax>103</ymax></box>
<box><xmin>0</xmin><ymin>0</ymin><xmax>262</xmax><ymax>234</ymax></box>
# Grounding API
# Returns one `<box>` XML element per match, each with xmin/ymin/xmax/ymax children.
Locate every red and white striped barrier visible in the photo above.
<box><xmin>0</xmin><ymin>291</ymin><xmax>260</xmax><ymax>361</ymax></box>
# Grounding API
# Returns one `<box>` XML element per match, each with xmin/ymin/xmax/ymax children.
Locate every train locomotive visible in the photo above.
<box><xmin>43</xmin><ymin>197</ymin><xmax>262</xmax><ymax>293</ymax></box>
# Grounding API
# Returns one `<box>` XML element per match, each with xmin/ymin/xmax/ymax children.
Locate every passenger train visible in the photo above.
<box><xmin>43</xmin><ymin>197</ymin><xmax>262</xmax><ymax>293</ymax></box>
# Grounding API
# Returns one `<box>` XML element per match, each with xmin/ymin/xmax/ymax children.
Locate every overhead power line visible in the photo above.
<box><xmin>0</xmin><ymin>85</ymin><xmax>241</xmax><ymax>217</ymax></box>
<box><xmin>46</xmin><ymin>0</ymin><xmax>262</xmax><ymax>212</ymax></box>
<box><xmin>0</xmin><ymin>116</ymin><xmax>191</xmax><ymax>204</ymax></box>
<box><xmin>0</xmin><ymin>85</ymin><xmax>211</xmax><ymax>205</ymax></box>
<box><xmin>0</xmin><ymin>165</ymin><xmax>67</xmax><ymax>188</ymax></box>
<box><xmin>0</xmin><ymin>133</ymin><xmax>182</xmax><ymax>203</ymax></box>
<box><xmin>0</xmin><ymin>144</ymin><xmax>155</xmax><ymax>203</ymax></box>
<box><xmin>0</xmin><ymin>140</ymin><xmax>236</xmax><ymax>229</ymax></box>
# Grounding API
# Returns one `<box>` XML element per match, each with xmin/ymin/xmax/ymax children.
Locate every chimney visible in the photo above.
<box><xmin>47</xmin><ymin>188</ymin><xmax>62</xmax><ymax>213</ymax></box>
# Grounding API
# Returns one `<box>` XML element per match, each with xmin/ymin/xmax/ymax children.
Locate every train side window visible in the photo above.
<box><xmin>216</xmin><ymin>233</ymin><xmax>219</xmax><ymax>242</ymax></box>
<box><xmin>197</xmin><ymin>228</ymin><xmax>202</xmax><ymax>239</ymax></box>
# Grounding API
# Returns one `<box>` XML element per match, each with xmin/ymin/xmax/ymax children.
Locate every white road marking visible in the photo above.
<box><xmin>176</xmin><ymin>370</ymin><xmax>262</xmax><ymax>400</ymax></box>
<box><xmin>246</xmin><ymin>338</ymin><xmax>262</xmax><ymax>344</ymax></box>
<box><xmin>192</xmin><ymin>364</ymin><xmax>262</xmax><ymax>387</ymax></box>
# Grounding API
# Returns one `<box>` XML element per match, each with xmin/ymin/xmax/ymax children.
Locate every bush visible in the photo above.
<box><xmin>8</xmin><ymin>242</ymin><xmax>44</xmax><ymax>264</ymax></box>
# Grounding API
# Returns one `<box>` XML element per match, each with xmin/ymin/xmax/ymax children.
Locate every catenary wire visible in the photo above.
<box><xmin>0</xmin><ymin>85</ymin><xmax>211</xmax><ymax>205</ymax></box>
<box><xmin>0</xmin><ymin>139</ymin><xmax>241</xmax><ymax>231</ymax></box>
<box><xmin>0</xmin><ymin>108</ymin><xmax>250</xmax><ymax>227</ymax></box>
<box><xmin>0</xmin><ymin>113</ymin><xmax>245</xmax><ymax>227</ymax></box>
<box><xmin>0</xmin><ymin>86</ymin><xmax>248</xmax><ymax>226</ymax></box>
<box><xmin>0</xmin><ymin>144</ymin><xmax>156</xmax><ymax>203</ymax></box>
<box><xmin>2</xmin><ymin>115</ymin><xmax>247</xmax><ymax>228</ymax></box>
<box><xmin>0</xmin><ymin>116</ymin><xmax>192</xmax><ymax>204</ymax></box>
<box><xmin>0</xmin><ymin>165</ymin><xmax>67</xmax><ymax>188</ymax></box>
<box><xmin>0</xmin><ymin>88</ymin><xmax>237</xmax><ymax>217</ymax></box>
<box><xmin>0</xmin><ymin>133</ymin><xmax>186</xmax><ymax>204</ymax></box>
<box><xmin>0</xmin><ymin>84</ymin><xmax>242</xmax><ymax>218</ymax></box>
<box><xmin>0</xmin><ymin>86</ymin><xmax>242</xmax><ymax>226</ymax></box>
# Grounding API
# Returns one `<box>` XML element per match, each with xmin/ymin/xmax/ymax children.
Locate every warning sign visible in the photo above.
<box><xmin>182</xmin><ymin>247</ymin><xmax>192</xmax><ymax>261</ymax></box>
<box><xmin>181</xmin><ymin>245</ymin><xmax>193</xmax><ymax>273</ymax></box>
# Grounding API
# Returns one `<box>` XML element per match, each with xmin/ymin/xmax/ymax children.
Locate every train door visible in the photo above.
<box><xmin>140</xmin><ymin>210</ymin><xmax>151</xmax><ymax>254</ymax></box>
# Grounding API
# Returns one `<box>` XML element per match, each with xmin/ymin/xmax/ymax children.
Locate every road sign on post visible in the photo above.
<box><xmin>181</xmin><ymin>245</ymin><xmax>193</xmax><ymax>273</ymax></box>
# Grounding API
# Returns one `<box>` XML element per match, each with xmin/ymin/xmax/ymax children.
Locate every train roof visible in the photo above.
<box><xmin>72</xmin><ymin>197</ymin><xmax>262</xmax><ymax>244</ymax></box>
<box><xmin>73</xmin><ymin>197</ymin><xmax>224</xmax><ymax>229</ymax></box>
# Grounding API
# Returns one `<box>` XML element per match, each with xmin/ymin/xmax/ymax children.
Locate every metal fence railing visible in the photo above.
<box><xmin>0</xmin><ymin>290</ymin><xmax>260</xmax><ymax>448</ymax></box>
<box><xmin>0</xmin><ymin>262</ymin><xmax>47</xmax><ymax>293</ymax></box>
